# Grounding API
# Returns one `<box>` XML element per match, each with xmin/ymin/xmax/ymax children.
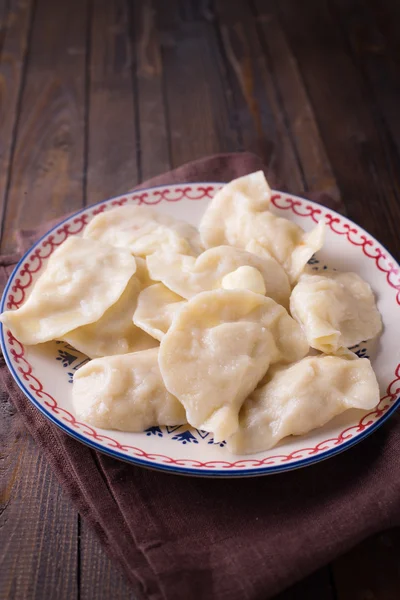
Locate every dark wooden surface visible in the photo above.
<box><xmin>0</xmin><ymin>0</ymin><xmax>399</xmax><ymax>598</ymax></box>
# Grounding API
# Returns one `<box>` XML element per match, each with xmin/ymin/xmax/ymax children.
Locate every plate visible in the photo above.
<box><xmin>1</xmin><ymin>183</ymin><xmax>399</xmax><ymax>477</ymax></box>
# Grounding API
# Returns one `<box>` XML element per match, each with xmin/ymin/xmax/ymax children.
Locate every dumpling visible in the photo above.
<box><xmin>0</xmin><ymin>237</ymin><xmax>136</xmax><ymax>345</ymax></box>
<box><xmin>199</xmin><ymin>171</ymin><xmax>324</xmax><ymax>283</ymax></box>
<box><xmin>159</xmin><ymin>290</ymin><xmax>309</xmax><ymax>442</ymax></box>
<box><xmin>133</xmin><ymin>283</ymin><xmax>186</xmax><ymax>341</ymax></box>
<box><xmin>221</xmin><ymin>266</ymin><xmax>266</xmax><ymax>295</ymax></box>
<box><xmin>64</xmin><ymin>276</ymin><xmax>159</xmax><ymax>358</ymax></box>
<box><xmin>290</xmin><ymin>272</ymin><xmax>382</xmax><ymax>353</ymax></box>
<box><xmin>227</xmin><ymin>355</ymin><xmax>380</xmax><ymax>454</ymax></box>
<box><xmin>199</xmin><ymin>172</ymin><xmax>272</xmax><ymax>245</ymax></box>
<box><xmin>83</xmin><ymin>205</ymin><xmax>203</xmax><ymax>257</ymax></box>
<box><xmin>72</xmin><ymin>348</ymin><xmax>186</xmax><ymax>431</ymax></box>
<box><xmin>246</xmin><ymin>222</ymin><xmax>324</xmax><ymax>285</ymax></box>
<box><xmin>134</xmin><ymin>256</ymin><xmax>156</xmax><ymax>288</ymax></box>
<box><xmin>146</xmin><ymin>245</ymin><xmax>291</xmax><ymax>307</ymax></box>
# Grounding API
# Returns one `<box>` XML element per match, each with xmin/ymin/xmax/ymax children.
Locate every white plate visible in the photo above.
<box><xmin>1</xmin><ymin>183</ymin><xmax>399</xmax><ymax>477</ymax></box>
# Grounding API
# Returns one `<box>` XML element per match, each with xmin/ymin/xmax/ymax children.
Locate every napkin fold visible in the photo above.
<box><xmin>1</xmin><ymin>152</ymin><xmax>399</xmax><ymax>600</ymax></box>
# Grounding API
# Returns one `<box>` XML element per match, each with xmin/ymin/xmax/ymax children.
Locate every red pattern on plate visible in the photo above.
<box><xmin>4</xmin><ymin>185</ymin><xmax>400</xmax><ymax>470</ymax></box>
<box><xmin>270</xmin><ymin>194</ymin><xmax>322</xmax><ymax>223</ymax></box>
<box><xmin>271</xmin><ymin>194</ymin><xmax>400</xmax><ymax>305</ymax></box>
<box><xmin>6</xmin><ymin>217</ymin><xmax>89</xmax><ymax>309</ymax></box>
<box><xmin>7</xmin><ymin>187</ymin><xmax>219</xmax><ymax>311</ymax></box>
<box><xmin>91</xmin><ymin>187</ymin><xmax>215</xmax><ymax>214</ymax></box>
<box><xmin>6</xmin><ymin>330</ymin><xmax>400</xmax><ymax>468</ymax></box>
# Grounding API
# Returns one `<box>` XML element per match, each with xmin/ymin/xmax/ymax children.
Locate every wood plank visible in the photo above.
<box><xmin>0</xmin><ymin>408</ymin><xmax>78</xmax><ymax>599</ymax></box>
<box><xmin>0</xmin><ymin>0</ymin><xmax>10</xmax><ymax>59</ymax></box>
<box><xmin>252</xmin><ymin>2</ymin><xmax>342</xmax><ymax>210</ymax></box>
<box><xmin>268</xmin><ymin>1</ymin><xmax>400</xmax><ymax>594</ymax></box>
<box><xmin>155</xmin><ymin>0</ymin><xmax>238</xmax><ymax>167</ymax></box>
<box><xmin>332</xmin><ymin>0</ymin><xmax>400</xmax><ymax>161</ymax></box>
<box><xmin>275</xmin><ymin>0</ymin><xmax>400</xmax><ymax>259</ymax></box>
<box><xmin>214</xmin><ymin>0</ymin><xmax>303</xmax><ymax>191</ymax></box>
<box><xmin>332</xmin><ymin>530</ymin><xmax>400</xmax><ymax>600</ymax></box>
<box><xmin>79</xmin><ymin>1</ymin><xmax>139</xmax><ymax>595</ymax></box>
<box><xmin>86</xmin><ymin>0</ymin><xmax>138</xmax><ymax>205</ymax></box>
<box><xmin>0</xmin><ymin>0</ymin><xmax>88</xmax><ymax>253</ymax></box>
<box><xmin>133</xmin><ymin>0</ymin><xmax>170</xmax><ymax>181</ymax></box>
<box><xmin>1</xmin><ymin>3</ymin><xmax>399</xmax><ymax>600</ymax></box>
<box><xmin>80</xmin><ymin>524</ymin><xmax>135</xmax><ymax>600</ymax></box>
<box><xmin>0</xmin><ymin>0</ymin><xmax>33</xmax><ymax>239</ymax></box>
<box><xmin>1</xmin><ymin>0</ymin><xmax>88</xmax><ymax>596</ymax></box>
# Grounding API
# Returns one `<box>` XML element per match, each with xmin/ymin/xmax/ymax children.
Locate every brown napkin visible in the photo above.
<box><xmin>1</xmin><ymin>153</ymin><xmax>399</xmax><ymax>600</ymax></box>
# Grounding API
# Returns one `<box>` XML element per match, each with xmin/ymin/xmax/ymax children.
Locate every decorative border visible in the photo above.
<box><xmin>271</xmin><ymin>194</ymin><xmax>400</xmax><ymax>305</ymax></box>
<box><xmin>7</xmin><ymin>186</ymin><xmax>218</xmax><ymax>310</ymax></box>
<box><xmin>1</xmin><ymin>184</ymin><xmax>400</xmax><ymax>476</ymax></box>
<box><xmin>91</xmin><ymin>187</ymin><xmax>216</xmax><ymax>215</ymax></box>
<box><xmin>7</xmin><ymin>217</ymin><xmax>89</xmax><ymax>310</ymax></box>
<box><xmin>5</xmin><ymin>329</ymin><xmax>400</xmax><ymax>470</ymax></box>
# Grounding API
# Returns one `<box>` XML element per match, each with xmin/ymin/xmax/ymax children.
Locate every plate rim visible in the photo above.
<box><xmin>1</xmin><ymin>182</ymin><xmax>399</xmax><ymax>478</ymax></box>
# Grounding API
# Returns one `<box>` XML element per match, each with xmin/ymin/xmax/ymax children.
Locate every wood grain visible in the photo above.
<box><xmin>253</xmin><ymin>1</ymin><xmax>342</xmax><ymax>211</ymax></box>
<box><xmin>0</xmin><ymin>0</ymin><xmax>33</xmax><ymax>242</ymax></box>
<box><xmin>1</xmin><ymin>0</ymin><xmax>87</xmax><ymax>596</ymax></box>
<box><xmin>0</xmin><ymin>0</ymin><xmax>88</xmax><ymax>253</ymax></box>
<box><xmin>333</xmin><ymin>0</ymin><xmax>400</xmax><ymax>160</ymax></box>
<box><xmin>86</xmin><ymin>0</ymin><xmax>138</xmax><ymax>205</ymax></box>
<box><xmin>1</xmin><ymin>0</ymin><xmax>400</xmax><ymax>598</ymax></box>
<box><xmin>0</xmin><ymin>402</ymin><xmax>78</xmax><ymax>599</ymax></box>
<box><xmin>215</xmin><ymin>0</ymin><xmax>303</xmax><ymax>191</ymax></box>
<box><xmin>134</xmin><ymin>0</ymin><xmax>170</xmax><ymax>181</ymax></box>
<box><xmin>79</xmin><ymin>2</ymin><xmax>139</xmax><ymax>596</ymax></box>
<box><xmin>80</xmin><ymin>524</ymin><xmax>134</xmax><ymax>600</ymax></box>
<box><xmin>0</xmin><ymin>0</ymin><xmax>10</xmax><ymax>58</ymax></box>
<box><xmin>276</xmin><ymin>0</ymin><xmax>400</xmax><ymax>259</ymax></box>
<box><xmin>155</xmin><ymin>0</ymin><xmax>237</xmax><ymax>167</ymax></box>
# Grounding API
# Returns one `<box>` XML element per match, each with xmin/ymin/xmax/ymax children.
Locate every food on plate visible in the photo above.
<box><xmin>83</xmin><ymin>204</ymin><xmax>203</xmax><ymax>257</ymax></box>
<box><xmin>199</xmin><ymin>171</ymin><xmax>325</xmax><ymax>283</ymax></box>
<box><xmin>133</xmin><ymin>283</ymin><xmax>186</xmax><ymax>341</ymax></box>
<box><xmin>290</xmin><ymin>272</ymin><xmax>382</xmax><ymax>353</ymax></box>
<box><xmin>146</xmin><ymin>244</ymin><xmax>291</xmax><ymax>307</ymax></box>
<box><xmin>227</xmin><ymin>355</ymin><xmax>380</xmax><ymax>454</ymax></box>
<box><xmin>0</xmin><ymin>237</ymin><xmax>136</xmax><ymax>345</ymax></box>
<box><xmin>134</xmin><ymin>256</ymin><xmax>156</xmax><ymax>288</ymax></box>
<box><xmin>159</xmin><ymin>289</ymin><xmax>309</xmax><ymax>442</ymax></box>
<box><xmin>221</xmin><ymin>266</ymin><xmax>266</xmax><ymax>295</ymax></box>
<box><xmin>64</xmin><ymin>276</ymin><xmax>159</xmax><ymax>358</ymax></box>
<box><xmin>1</xmin><ymin>170</ymin><xmax>383</xmax><ymax>457</ymax></box>
<box><xmin>72</xmin><ymin>348</ymin><xmax>186</xmax><ymax>431</ymax></box>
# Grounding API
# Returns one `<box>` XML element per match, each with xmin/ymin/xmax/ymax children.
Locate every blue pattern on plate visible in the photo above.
<box><xmin>350</xmin><ymin>343</ymin><xmax>370</xmax><ymax>359</ymax></box>
<box><xmin>172</xmin><ymin>429</ymin><xmax>199</xmax><ymax>445</ymax></box>
<box><xmin>145</xmin><ymin>426</ymin><xmax>163</xmax><ymax>438</ymax></box>
<box><xmin>165</xmin><ymin>425</ymin><xmax>183</xmax><ymax>434</ymax></box>
<box><xmin>207</xmin><ymin>438</ymin><xmax>227</xmax><ymax>448</ymax></box>
<box><xmin>56</xmin><ymin>349</ymin><xmax>78</xmax><ymax>367</ymax></box>
<box><xmin>55</xmin><ymin>341</ymin><xmax>89</xmax><ymax>383</ymax></box>
<box><xmin>307</xmin><ymin>256</ymin><xmax>328</xmax><ymax>271</ymax></box>
<box><xmin>53</xmin><ymin>265</ymin><xmax>370</xmax><ymax>445</ymax></box>
<box><xmin>1</xmin><ymin>185</ymin><xmax>398</xmax><ymax>477</ymax></box>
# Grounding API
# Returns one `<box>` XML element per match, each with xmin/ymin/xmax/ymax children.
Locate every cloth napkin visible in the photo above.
<box><xmin>1</xmin><ymin>153</ymin><xmax>399</xmax><ymax>600</ymax></box>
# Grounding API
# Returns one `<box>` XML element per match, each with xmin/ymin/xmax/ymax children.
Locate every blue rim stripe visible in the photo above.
<box><xmin>1</xmin><ymin>184</ymin><xmax>399</xmax><ymax>477</ymax></box>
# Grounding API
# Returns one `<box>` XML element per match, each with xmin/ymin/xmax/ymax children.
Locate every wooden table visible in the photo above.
<box><xmin>1</xmin><ymin>0</ymin><xmax>399</xmax><ymax>598</ymax></box>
